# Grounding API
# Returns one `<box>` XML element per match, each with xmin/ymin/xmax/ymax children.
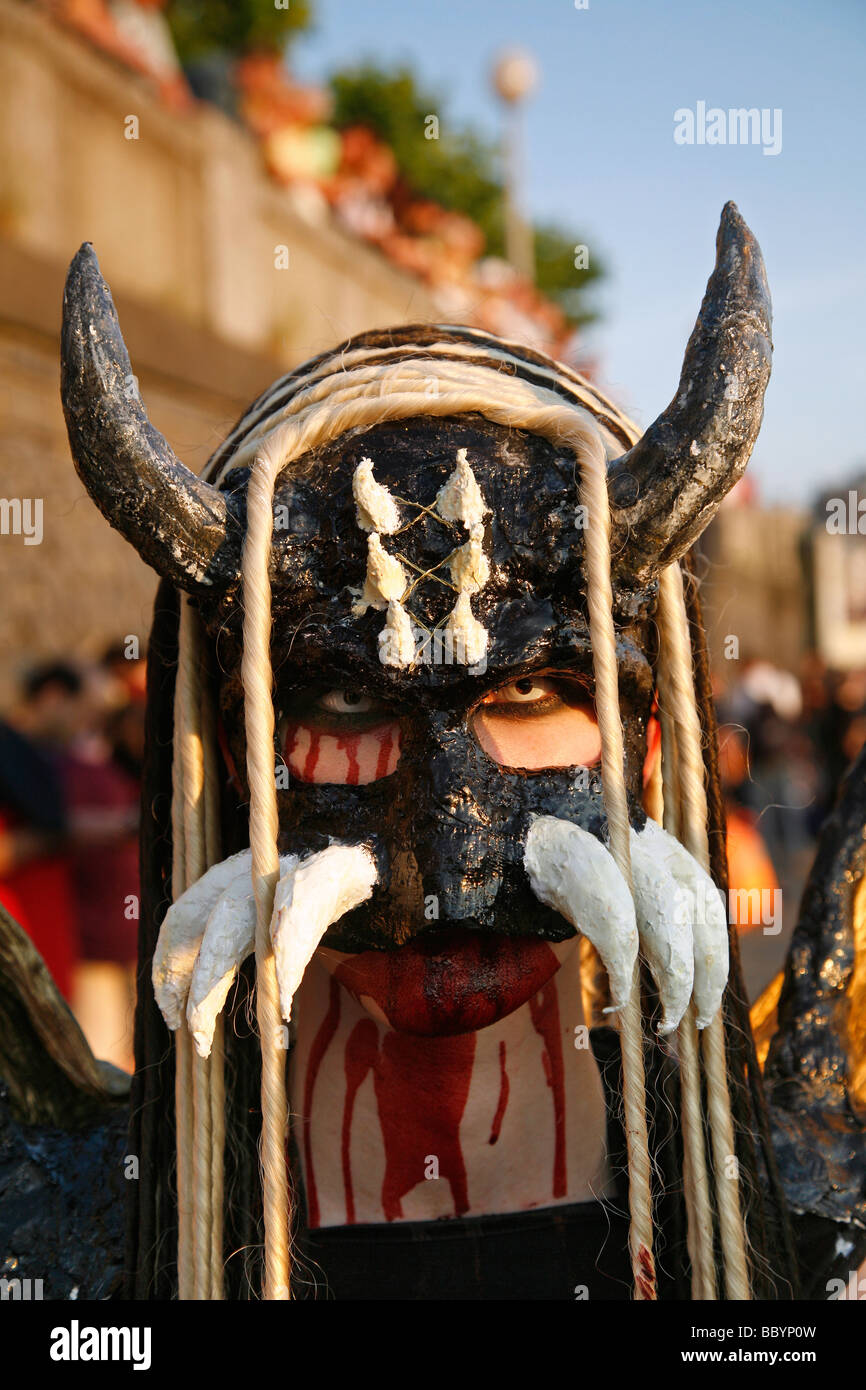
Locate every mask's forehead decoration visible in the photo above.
<box><xmin>61</xmin><ymin>202</ymin><xmax>772</xmax><ymax>1305</ymax></box>
<box><xmin>351</xmin><ymin>447</ymin><xmax>493</xmax><ymax>670</ymax></box>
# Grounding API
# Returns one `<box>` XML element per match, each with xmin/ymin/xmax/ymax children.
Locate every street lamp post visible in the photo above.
<box><xmin>491</xmin><ymin>48</ymin><xmax>538</xmax><ymax>283</ymax></box>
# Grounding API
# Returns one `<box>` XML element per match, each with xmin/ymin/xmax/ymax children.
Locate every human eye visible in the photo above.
<box><xmin>278</xmin><ymin>688</ymin><xmax>401</xmax><ymax>785</ymax></box>
<box><xmin>472</xmin><ymin>673</ymin><xmax>600</xmax><ymax>771</ymax></box>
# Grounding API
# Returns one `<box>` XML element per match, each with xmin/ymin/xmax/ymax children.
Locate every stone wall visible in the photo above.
<box><xmin>0</xmin><ymin>0</ymin><xmax>437</xmax><ymax>703</ymax></box>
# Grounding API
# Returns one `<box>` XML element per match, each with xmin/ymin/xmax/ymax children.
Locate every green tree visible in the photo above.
<box><xmin>166</xmin><ymin>0</ymin><xmax>313</xmax><ymax>62</ymax></box>
<box><xmin>329</xmin><ymin>63</ymin><xmax>603</xmax><ymax>327</ymax></box>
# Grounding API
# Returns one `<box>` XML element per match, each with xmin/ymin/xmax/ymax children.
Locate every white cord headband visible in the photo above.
<box><xmin>204</xmin><ymin>333</ymin><xmax>641</xmax><ymax>485</ymax></box>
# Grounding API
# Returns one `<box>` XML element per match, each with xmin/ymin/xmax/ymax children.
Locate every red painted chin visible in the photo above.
<box><xmin>330</xmin><ymin>930</ymin><xmax>563</xmax><ymax>1037</ymax></box>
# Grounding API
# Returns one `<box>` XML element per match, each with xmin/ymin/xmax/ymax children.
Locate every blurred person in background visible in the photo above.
<box><xmin>0</xmin><ymin>662</ymin><xmax>83</xmax><ymax>997</ymax></box>
<box><xmin>717</xmin><ymin>657</ymin><xmax>824</xmax><ymax>1000</ymax></box>
<box><xmin>62</xmin><ymin>642</ymin><xmax>145</xmax><ymax>1072</ymax></box>
<box><xmin>717</xmin><ymin>719</ymin><xmax>781</xmax><ymax>934</ymax></box>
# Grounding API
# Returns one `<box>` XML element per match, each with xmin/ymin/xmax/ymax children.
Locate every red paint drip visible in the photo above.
<box><xmin>302</xmin><ymin>729</ymin><xmax>321</xmax><ymax>782</ymax></box>
<box><xmin>374</xmin><ymin>727</ymin><xmax>395</xmax><ymax>779</ymax></box>
<box><xmin>341</xmin><ymin>1018</ymin><xmax>378</xmax><ymax>1224</ymax></box>
<box><xmin>336</xmin><ymin>732</ymin><xmax>361</xmax><ymax>785</ymax></box>
<box><xmin>529</xmin><ymin>983</ymin><xmax>567</xmax><ymax>1199</ymax></box>
<box><xmin>488</xmin><ymin>1040</ymin><xmax>509</xmax><ymax>1144</ymax></box>
<box><xmin>377</xmin><ymin>1031</ymin><xmax>476</xmax><ymax>1220</ymax></box>
<box><xmin>340</xmin><ymin>1019</ymin><xmax>476</xmax><ymax>1222</ymax></box>
<box><xmin>302</xmin><ymin>976</ymin><xmax>341</xmax><ymax>1228</ymax></box>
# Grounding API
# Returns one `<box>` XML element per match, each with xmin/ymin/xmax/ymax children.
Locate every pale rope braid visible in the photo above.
<box><xmin>205</xmin><ymin>335</ymin><xmax>641</xmax><ymax>485</ymax></box>
<box><xmin>579</xmin><ymin>449</ymin><xmax>657</xmax><ymax>1301</ymax></box>
<box><xmin>243</xmin><ymin>455</ymin><xmax>291</xmax><ymax>1302</ymax></box>
<box><xmin>656</xmin><ymin>564</ymin><xmax>751</xmax><ymax>1300</ymax></box>
<box><xmin>208</xmin><ymin>345</ymin><xmax>641</xmax><ymax>488</ymax></box>
<box><xmin>655</xmin><ymin>630</ymin><xmax>717</xmax><ymax>1300</ymax></box>
<box><xmin>235</xmin><ymin>358</ymin><xmax>654</xmax><ymax>1299</ymax></box>
<box><xmin>171</xmin><ymin>656</ymin><xmax>193</xmax><ymax>1301</ymax></box>
<box><xmin>178</xmin><ymin>601</ymin><xmax>213</xmax><ymax>1300</ymax></box>
<box><xmin>201</xmin><ymin>667</ymin><xmax>225</xmax><ymax>1300</ymax></box>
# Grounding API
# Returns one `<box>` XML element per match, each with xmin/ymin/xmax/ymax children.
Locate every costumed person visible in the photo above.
<box><xmin>1</xmin><ymin>204</ymin><xmax>864</xmax><ymax>1301</ymax></box>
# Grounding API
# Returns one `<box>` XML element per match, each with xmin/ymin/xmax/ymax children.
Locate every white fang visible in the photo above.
<box><xmin>271</xmin><ymin>844</ymin><xmax>379</xmax><ymax>1022</ymax></box>
<box><xmin>636</xmin><ymin>818</ymin><xmax>729</xmax><ymax>1027</ymax></box>
<box><xmin>152</xmin><ymin>849</ymin><xmax>255</xmax><ymax>1031</ymax></box>
<box><xmin>629</xmin><ymin>826</ymin><xmax>694</xmax><ymax>1035</ymax></box>
<box><xmin>524</xmin><ymin>815</ymin><xmax>638</xmax><ymax>1011</ymax></box>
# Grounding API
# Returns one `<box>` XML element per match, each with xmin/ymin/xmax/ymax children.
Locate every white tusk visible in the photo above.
<box><xmin>629</xmin><ymin>827</ymin><xmax>694</xmax><ymax>1035</ymax></box>
<box><xmin>186</xmin><ymin>854</ymin><xmax>299</xmax><ymax>1058</ymax></box>
<box><xmin>636</xmin><ymin>819</ymin><xmax>729</xmax><ymax>1027</ymax></box>
<box><xmin>523</xmin><ymin>816</ymin><xmax>638</xmax><ymax>1011</ymax></box>
<box><xmin>270</xmin><ymin>843</ymin><xmax>379</xmax><ymax>1022</ymax></box>
<box><xmin>152</xmin><ymin>849</ymin><xmax>254</xmax><ymax>1031</ymax></box>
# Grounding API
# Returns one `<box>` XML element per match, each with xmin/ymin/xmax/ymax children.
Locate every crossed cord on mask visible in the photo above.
<box><xmin>160</xmin><ymin>353</ymin><xmax>750</xmax><ymax>1302</ymax></box>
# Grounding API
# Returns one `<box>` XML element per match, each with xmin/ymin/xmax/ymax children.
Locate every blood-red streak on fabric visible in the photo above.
<box><xmin>336</xmin><ymin>732</ymin><xmax>361</xmax><ymax>785</ymax></box>
<box><xmin>340</xmin><ymin>1016</ymin><xmax>476</xmax><ymax>1222</ymax></box>
<box><xmin>376</xmin><ymin>1031</ymin><xmax>476</xmax><ymax>1220</ymax></box>
<box><xmin>302</xmin><ymin>976</ymin><xmax>341</xmax><ymax>1228</ymax></box>
<box><xmin>529</xmin><ymin>983</ymin><xmax>567</xmax><ymax>1198</ymax></box>
<box><xmin>341</xmin><ymin>1018</ymin><xmax>378</xmax><ymax>1224</ymax></box>
<box><xmin>488</xmin><ymin>1040</ymin><xmax>509</xmax><ymax>1144</ymax></box>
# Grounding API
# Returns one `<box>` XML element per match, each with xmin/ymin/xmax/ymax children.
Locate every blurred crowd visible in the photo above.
<box><xmin>0</xmin><ymin>645</ymin><xmax>145</xmax><ymax>1070</ymax></box>
<box><xmin>715</xmin><ymin>654</ymin><xmax>866</xmax><ymax>995</ymax></box>
<box><xmin>36</xmin><ymin>0</ymin><xmax>573</xmax><ymax>356</ymax></box>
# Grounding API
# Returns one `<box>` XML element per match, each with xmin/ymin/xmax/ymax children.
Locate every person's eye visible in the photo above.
<box><xmin>481</xmin><ymin>677</ymin><xmax>560</xmax><ymax>710</ymax></box>
<box><xmin>473</xmin><ymin>674</ymin><xmax>600</xmax><ymax>771</ymax></box>
<box><xmin>278</xmin><ymin>687</ymin><xmax>401</xmax><ymax>786</ymax></box>
<box><xmin>317</xmin><ymin>689</ymin><xmax>380</xmax><ymax>717</ymax></box>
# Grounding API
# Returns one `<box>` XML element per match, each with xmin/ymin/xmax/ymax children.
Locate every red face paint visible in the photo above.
<box><xmin>283</xmin><ymin>722</ymin><xmax>400</xmax><ymax>785</ymax></box>
<box><xmin>334</xmin><ymin>930</ymin><xmax>561</xmax><ymax>1037</ymax></box>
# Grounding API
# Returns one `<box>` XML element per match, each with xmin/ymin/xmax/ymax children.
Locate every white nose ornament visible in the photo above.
<box><xmin>628</xmin><ymin>827</ymin><xmax>694</xmax><ymax>1035</ymax></box>
<box><xmin>152</xmin><ymin>843</ymin><xmax>379</xmax><ymax>1057</ymax></box>
<box><xmin>524</xmin><ymin>816</ymin><xmax>638</xmax><ymax>1012</ymax></box>
<box><xmin>634</xmin><ymin>818</ymin><xmax>729</xmax><ymax>1028</ymax></box>
<box><xmin>523</xmin><ymin>814</ymin><xmax>729</xmax><ymax>1035</ymax></box>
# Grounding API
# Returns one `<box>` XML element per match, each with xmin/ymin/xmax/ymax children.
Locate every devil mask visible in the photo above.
<box><xmin>61</xmin><ymin>201</ymin><xmax>773</xmax><ymax>1300</ymax></box>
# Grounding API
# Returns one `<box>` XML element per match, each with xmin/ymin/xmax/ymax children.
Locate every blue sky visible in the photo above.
<box><xmin>292</xmin><ymin>0</ymin><xmax>866</xmax><ymax>505</ymax></box>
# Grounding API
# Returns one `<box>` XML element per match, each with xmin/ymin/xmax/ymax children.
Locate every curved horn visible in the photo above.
<box><xmin>608</xmin><ymin>203</ymin><xmax>772</xmax><ymax>585</ymax></box>
<box><xmin>61</xmin><ymin>244</ymin><xmax>240</xmax><ymax>593</ymax></box>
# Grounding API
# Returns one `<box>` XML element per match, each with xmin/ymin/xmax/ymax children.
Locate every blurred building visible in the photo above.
<box><xmin>810</xmin><ymin>472</ymin><xmax>866</xmax><ymax>670</ymax></box>
<box><xmin>698</xmin><ymin>482</ymin><xmax>810</xmax><ymax>676</ymax></box>
<box><xmin>0</xmin><ymin>0</ymin><xmax>439</xmax><ymax>702</ymax></box>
